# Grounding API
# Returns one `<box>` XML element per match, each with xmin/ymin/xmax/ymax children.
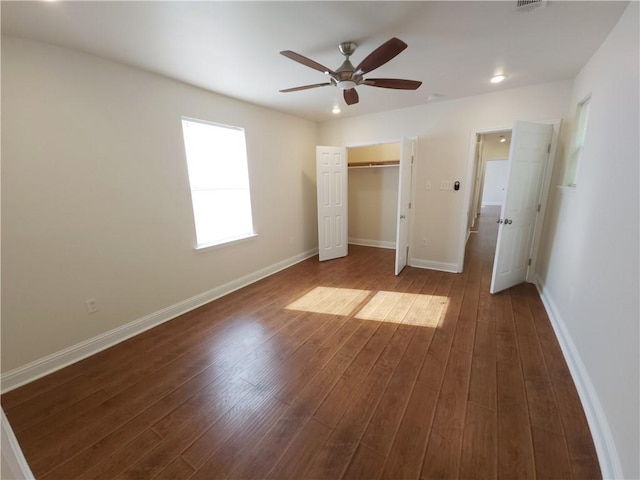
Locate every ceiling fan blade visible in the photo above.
<box><xmin>364</xmin><ymin>78</ymin><xmax>422</xmax><ymax>90</ymax></box>
<box><xmin>280</xmin><ymin>83</ymin><xmax>332</xmax><ymax>93</ymax></box>
<box><xmin>355</xmin><ymin>38</ymin><xmax>407</xmax><ymax>74</ymax></box>
<box><xmin>280</xmin><ymin>50</ymin><xmax>335</xmax><ymax>76</ymax></box>
<box><xmin>344</xmin><ymin>88</ymin><xmax>359</xmax><ymax>105</ymax></box>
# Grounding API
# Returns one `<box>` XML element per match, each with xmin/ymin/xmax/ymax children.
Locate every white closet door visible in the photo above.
<box><xmin>395</xmin><ymin>137</ymin><xmax>413</xmax><ymax>275</ymax></box>
<box><xmin>316</xmin><ymin>146</ymin><xmax>348</xmax><ymax>261</ymax></box>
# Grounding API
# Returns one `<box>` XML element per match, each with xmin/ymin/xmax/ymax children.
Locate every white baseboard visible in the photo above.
<box><xmin>0</xmin><ymin>248</ymin><xmax>319</xmax><ymax>394</ymax></box>
<box><xmin>1</xmin><ymin>409</ymin><xmax>35</xmax><ymax>479</ymax></box>
<box><xmin>534</xmin><ymin>275</ymin><xmax>622</xmax><ymax>480</ymax></box>
<box><xmin>408</xmin><ymin>257</ymin><xmax>460</xmax><ymax>273</ymax></box>
<box><xmin>348</xmin><ymin>238</ymin><xmax>396</xmax><ymax>250</ymax></box>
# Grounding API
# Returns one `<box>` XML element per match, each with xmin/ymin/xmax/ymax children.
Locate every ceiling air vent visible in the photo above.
<box><xmin>516</xmin><ymin>0</ymin><xmax>547</xmax><ymax>11</ymax></box>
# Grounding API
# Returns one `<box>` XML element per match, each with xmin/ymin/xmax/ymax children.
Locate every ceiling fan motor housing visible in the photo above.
<box><xmin>338</xmin><ymin>41</ymin><xmax>357</xmax><ymax>56</ymax></box>
<box><xmin>335</xmin><ymin>42</ymin><xmax>362</xmax><ymax>89</ymax></box>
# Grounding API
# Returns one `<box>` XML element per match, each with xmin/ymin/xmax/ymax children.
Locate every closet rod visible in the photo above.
<box><xmin>347</xmin><ymin>161</ymin><xmax>399</xmax><ymax>169</ymax></box>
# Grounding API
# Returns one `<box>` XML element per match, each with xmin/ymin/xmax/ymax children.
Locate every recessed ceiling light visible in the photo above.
<box><xmin>499</xmin><ymin>135</ymin><xmax>506</xmax><ymax>143</ymax></box>
<box><xmin>332</xmin><ymin>106</ymin><xmax>341</xmax><ymax>114</ymax></box>
<box><xmin>490</xmin><ymin>74</ymin><xmax>508</xmax><ymax>84</ymax></box>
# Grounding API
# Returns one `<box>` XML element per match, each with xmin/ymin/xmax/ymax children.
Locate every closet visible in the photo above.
<box><xmin>347</xmin><ymin>142</ymin><xmax>400</xmax><ymax>249</ymax></box>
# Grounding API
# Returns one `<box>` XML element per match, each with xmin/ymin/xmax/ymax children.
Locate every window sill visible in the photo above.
<box><xmin>194</xmin><ymin>233</ymin><xmax>258</xmax><ymax>254</ymax></box>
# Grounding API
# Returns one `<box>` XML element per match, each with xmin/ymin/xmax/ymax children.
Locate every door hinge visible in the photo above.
<box><xmin>409</xmin><ymin>202</ymin><xmax>412</xmax><ymax>209</ymax></box>
<box><xmin>528</xmin><ymin>258</ymin><xmax>532</xmax><ymax>266</ymax></box>
<box><xmin>537</xmin><ymin>204</ymin><xmax>541</xmax><ymax>212</ymax></box>
<box><xmin>547</xmin><ymin>143</ymin><xmax>551</xmax><ymax>154</ymax></box>
<box><xmin>411</xmin><ymin>155</ymin><xmax>414</xmax><ymax>165</ymax></box>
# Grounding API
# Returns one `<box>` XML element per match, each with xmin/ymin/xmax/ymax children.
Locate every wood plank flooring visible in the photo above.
<box><xmin>2</xmin><ymin>206</ymin><xmax>601</xmax><ymax>479</ymax></box>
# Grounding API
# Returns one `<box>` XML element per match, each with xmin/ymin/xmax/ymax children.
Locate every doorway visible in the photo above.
<box><xmin>460</xmin><ymin>120</ymin><xmax>560</xmax><ymax>293</ymax></box>
<box><xmin>347</xmin><ymin>142</ymin><xmax>400</xmax><ymax>250</ymax></box>
<box><xmin>316</xmin><ymin>138</ymin><xmax>414</xmax><ymax>275</ymax></box>
<box><xmin>467</xmin><ymin>130</ymin><xmax>512</xmax><ymax>235</ymax></box>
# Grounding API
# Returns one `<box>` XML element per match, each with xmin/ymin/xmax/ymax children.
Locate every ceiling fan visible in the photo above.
<box><xmin>279</xmin><ymin>37</ymin><xmax>422</xmax><ymax>106</ymax></box>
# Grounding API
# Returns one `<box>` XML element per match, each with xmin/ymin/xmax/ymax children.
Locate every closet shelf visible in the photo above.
<box><xmin>348</xmin><ymin>160</ymin><xmax>399</xmax><ymax>169</ymax></box>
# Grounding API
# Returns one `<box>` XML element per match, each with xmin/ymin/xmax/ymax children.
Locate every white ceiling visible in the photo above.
<box><xmin>1</xmin><ymin>1</ymin><xmax>628</xmax><ymax>122</ymax></box>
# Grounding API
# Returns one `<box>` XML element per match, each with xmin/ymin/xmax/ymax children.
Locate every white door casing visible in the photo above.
<box><xmin>490</xmin><ymin>121</ymin><xmax>553</xmax><ymax>293</ymax></box>
<box><xmin>316</xmin><ymin>146</ymin><xmax>348</xmax><ymax>261</ymax></box>
<box><xmin>395</xmin><ymin>137</ymin><xmax>413</xmax><ymax>275</ymax></box>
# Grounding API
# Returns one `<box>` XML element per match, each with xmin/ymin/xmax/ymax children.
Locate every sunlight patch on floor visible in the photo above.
<box><xmin>285</xmin><ymin>286</ymin><xmax>371</xmax><ymax>316</ymax></box>
<box><xmin>285</xmin><ymin>286</ymin><xmax>449</xmax><ymax>327</ymax></box>
<box><xmin>355</xmin><ymin>291</ymin><xmax>449</xmax><ymax>326</ymax></box>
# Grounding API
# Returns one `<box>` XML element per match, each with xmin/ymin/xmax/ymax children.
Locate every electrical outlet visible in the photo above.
<box><xmin>425</xmin><ymin>181</ymin><xmax>431</xmax><ymax>190</ymax></box>
<box><xmin>422</xmin><ymin>238</ymin><xmax>428</xmax><ymax>246</ymax></box>
<box><xmin>86</xmin><ymin>299</ymin><xmax>98</xmax><ymax>314</ymax></box>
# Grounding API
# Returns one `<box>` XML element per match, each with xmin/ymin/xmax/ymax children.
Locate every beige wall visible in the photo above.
<box><xmin>348</xmin><ymin>168</ymin><xmax>398</xmax><ymax>248</ymax></box>
<box><xmin>1</xmin><ymin>36</ymin><xmax>318</xmax><ymax>372</ymax></box>
<box><xmin>319</xmin><ymin>81</ymin><xmax>573</xmax><ymax>271</ymax></box>
<box><xmin>536</xmin><ymin>4</ymin><xmax>639</xmax><ymax>478</ymax></box>
<box><xmin>348</xmin><ymin>143</ymin><xmax>400</xmax><ymax>164</ymax></box>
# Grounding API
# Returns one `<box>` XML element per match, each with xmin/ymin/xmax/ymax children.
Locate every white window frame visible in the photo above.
<box><xmin>181</xmin><ymin>117</ymin><xmax>256</xmax><ymax>251</ymax></box>
<box><xmin>565</xmin><ymin>95</ymin><xmax>591</xmax><ymax>187</ymax></box>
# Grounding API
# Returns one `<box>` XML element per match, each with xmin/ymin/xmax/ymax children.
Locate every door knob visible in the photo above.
<box><xmin>400</xmin><ymin>214</ymin><xmax>406</xmax><ymax>219</ymax></box>
<box><xmin>496</xmin><ymin>219</ymin><xmax>503</xmax><ymax>224</ymax></box>
<box><xmin>505</xmin><ymin>219</ymin><xmax>512</xmax><ymax>224</ymax></box>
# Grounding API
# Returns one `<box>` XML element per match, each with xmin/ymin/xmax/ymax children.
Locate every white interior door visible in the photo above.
<box><xmin>395</xmin><ymin>137</ymin><xmax>413</xmax><ymax>275</ymax></box>
<box><xmin>490</xmin><ymin>121</ymin><xmax>553</xmax><ymax>293</ymax></box>
<box><xmin>316</xmin><ymin>146</ymin><xmax>348</xmax><ymax>261</ymax></box>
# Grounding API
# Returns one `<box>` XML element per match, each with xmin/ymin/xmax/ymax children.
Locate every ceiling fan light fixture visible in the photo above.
<box><xmin>490</xmin><ymin>74</ymin><xmax>508</xmax><ymax>84</ymax></box>
<box><xmin>337</xmin><ymin>80</ymin><xmax>357</xmax><ymax>90</ymax></box>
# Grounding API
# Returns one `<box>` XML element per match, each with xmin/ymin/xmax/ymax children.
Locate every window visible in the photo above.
<box><xmin>181</xmin><ymin>118</ymin><xmax>255</xmax><ymax>249</ymax></box>
<box><xmin>565</xmin><ymin>95</ymin><xmax>591</xmax><ymax>187</ymax></box>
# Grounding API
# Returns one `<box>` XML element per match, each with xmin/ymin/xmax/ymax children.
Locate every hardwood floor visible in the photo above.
<box><xmin>2</xmin><ymin>206</ymin><xmax>601</xmax><ymax>479</ymax></box>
